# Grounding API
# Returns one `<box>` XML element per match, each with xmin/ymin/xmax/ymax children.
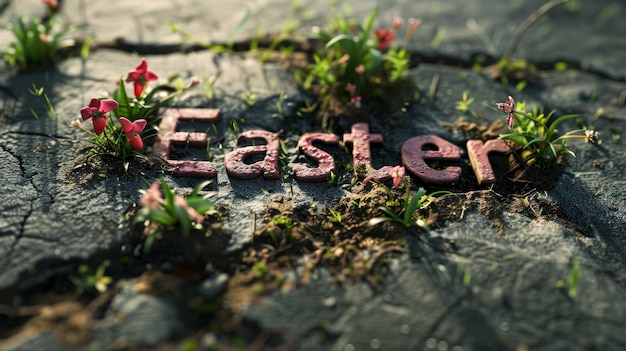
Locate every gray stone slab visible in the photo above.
<box><xmin>0</xmin><ymin>49</ymin><xmax>303</xmax><ymax>293</ymax></box>
<box><xmin>98</xmin><ymin>278</ymin><xmax>183</xmax><ymax>347</ymax></box>
<box><xmin>244</xmin><ymin>209</ymin><xmax>626</xmax><ymax>350</ymax></box>
<box><xmin>2</xmin><ymin>0</ymin><xmax>625</xmax><ymax>79</ymax></box>
<box><xmin>0</xmin><ymin>0</ymin><xmax>626</xmax><ymax>80</ymax></box>
<box><xmin>0</xmin><ymin>133</ymin><xmax>131</xmax><ymax>297</ymax></box>
<box><xmin>2</xmin><ymin>278</ymin><xmax>184</xmax><ymax>350</ymax></box>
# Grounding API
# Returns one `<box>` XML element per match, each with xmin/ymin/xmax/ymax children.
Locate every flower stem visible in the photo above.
<box><xmin>503</xmin><ymin>0</ymin><xmax>572</xmax><ymax>60</ymax></box>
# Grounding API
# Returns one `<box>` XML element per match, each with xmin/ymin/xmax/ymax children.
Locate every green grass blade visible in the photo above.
<box><xmin>546</xmin><ymin>114</ymin><xmax>578</xmax><ymax>140</ymax></box>
<box><xmin>173</xmin><ymin>205</ymin><xmax>191</xmax><ymax>236</ymax></box>
<box><xmin>228</xmin><ymin>7</ymin><xmax>251</xmax><ymax>49</ymax></box>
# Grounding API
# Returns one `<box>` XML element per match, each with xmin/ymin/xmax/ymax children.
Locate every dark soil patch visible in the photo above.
<box><xmin>60</xmin><ymin>150</ymin><xmax>164</xmax><ymax>184</ymax></box>
<box><xmin>222</xmin><ymin>182</ymin><xmax>412</xmax><ymax>311</ymax></box>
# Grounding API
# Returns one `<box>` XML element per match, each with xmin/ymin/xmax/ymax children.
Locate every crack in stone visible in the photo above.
<box><xmin>13</xmin><ymin>201</ymin><xmax>33</xmax><ymax>247</ymax></box>
<box><xmin>0</xmin><ymin>131</ymin><xmax>66</xmax><ymax>142</ymax></box>
<box><xmin>5</xmin><ymin>130</ymin><xmax>67</xmax><ymax>140</ymax></box>
<box><xmin>28</xmin><ymin>172</ymin><xmax>41</xmax><ymax>194</ymax></box>
<box><xmin>92</xmin><ymin>38</ymin><xmax>626</xmax><ymax>83</ymax></box>
<box><xmin>0</xmin><ymin>143</ymin><xmax>47</xmax><ymax>246</ymax></box>
<box><xmin>0</xmin><ymin>143</ymin><xmax>26</xmax><ymax>177</ymax></box>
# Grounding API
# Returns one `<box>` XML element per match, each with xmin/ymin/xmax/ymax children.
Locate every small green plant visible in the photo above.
<box><xmin>241</xmin><ymin>91</ymin><xmax>258</xmax><ymax>106</ymax></box>
<box><xmin>496</xmin><ymin>96</ymin><xmax>597</xmax><ymax>168</ymax></box>
<box><xmin>72</xmin><ymin>97</ymin><xmax>149</xmax><ymax>169</ymax></box>
<box><xmin>133</xmin><ymin>179</ymin><xmax>215</xmax><ymax>250</ymax></box>
<box><xmin>69</xmin><ymin>261</ymin><xmax>113</xmax><ymax>295</ymax></box>
<box><xmin>350</xmin><ymin>199</ymin><xmax>364</xmax><ymax>208</ymax></box>
<box><xmin>556</xmin><ymin>256</ymin><xmax>580</xmax><ymax>298</ymax></box>
<box><xmin>71</xmin><ymin>58</ymin><xmax>200</xmax><ymax>169</ymax></box>
<box><xmin>368</xmin><ymin>187</ymin><xmax>450</xmax><ymax>229</ymax></box>
<box><xmin>328</xmin><ymin>208</ymin><xmax>342</xmax><ymax>223</ymax></box>
<box><xmin>430</xmin><ymin>26</ymin><xmax>446</xmax><ymax>49</ymax></box>
<box><xmin>252</xmin><ymin>262</ymin><xmax>268</xmax><ymax>278</ymax></box>
<box><xmin>327</xmin><ymin>171</ymin><xmax>341</xmax><ymax>186</ymax></box>
<box><xmin>567</xmin><ymin>256</ymin><xmax>580</xmax><ymax>298</ymax></box>
<box><xmin>455</xmin><ymin>91</ymin><xmax>476</xmax><ymax>116</ymax></box>
<box><xmin>28</xmin><ymin>84</ymin><xmax>56</xmax><ymax>119</ymax></box>
<box><xmin>297</xmin><ymin>7</ymin><xmax>420</xmax><ymax>126</ymax></box>
<box><xmin>272</xmin><ymin>91</ymin><xmax>288</xmax><ymax>119</ymax></box>
<box><xmin>257</xmin><ymin>20</ymin><xmax>299</xmax><ymax>63</ymax></box>
<box><xmin>274</xmin><ymin>215</ymin><xmax>294</xmax><ymax>230</ymax></box>
<box><xmin>3</xmin><ymin>12</ymin><xmax>70</xmax><ymax>71</ymax></box>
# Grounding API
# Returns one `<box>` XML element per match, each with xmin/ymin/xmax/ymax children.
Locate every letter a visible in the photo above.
<box><xmin>224</xmin><ymin>130</ymin><xmax>280</xmax><ymax>180</ymax></box>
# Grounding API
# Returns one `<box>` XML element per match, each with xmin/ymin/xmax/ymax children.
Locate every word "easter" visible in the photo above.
<box><xmin>153</xmin><ymin>108</ymin><xmax>512</xmax><ymax>186</ymax></box>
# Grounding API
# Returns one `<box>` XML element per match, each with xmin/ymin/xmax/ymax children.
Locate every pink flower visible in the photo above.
<box><xmin>408</xmin><ymin>18</ymin><xmax>421</xmax><ymax>31</ymax></box>
<box><xmin>406</xmin><ymin>18</ymin><xmax>421</xmax><ymax>41</ymax></box>
<box><xmin>69</xmin><ymin>119</ymin><xmax>81</xmax><ymax>128</ymax></box>
<box><xmin>337</xmin><ymin>54</ymin><xmax>350</xmax><ymax>65</ymax></box>
<box><xmin>80</xmin><ymin>98</ymin><xmax>118</xmax><ymax>135</ymax></box>
<box><xmin>584</xmin><ymin>130</ymin><xmax>598</xmax><ymax>143</ymax></box>
<box><xmin>174</xmin><ymin>196</ymin><xmax>205</xmax><ymax>223</ymax></box>
<box><xmin>139</xmin><ymin>182</ymin><xmax>163</xmax><ymax>209</ymax></box>
<box><xmin>355</xmin><ymin>65</ymin><xmax>365</xmax><ymax>75</ymax></box>
<box><xmin>119</xmin><ymin>117</ymin><xmax>147</xmax><ymax>149</ymax></box>
<box><xmin>345</xmin><ymin>83</ymin><xmax>356</xmax><ymax>96</ymax></box>
<box><xmin>389</xmin><ymin>165</ymin><xmax>405</xmax><ymax>188</ymax></box>
<box><xmin>186</xmin><ymin>76</ymin><xmax>202</xmax><ymax>88</ymax></box>
<box><xmin>125</xmin><ymin>58</ymin><xmax>159</xmax><ymax>98</ymax></box>
<box><xmin>392</xmin><ymin>17</ymin><xmax>403</xmax><ymax>30</ymax></box>
<box><xmin>374</xmin><ymin>28</ymin><xmax>394</xmax><ymax>51</ymax></box>
<box><xmin>496</xmin><ymin>96</ymin><xmax>516</xmax><ymax>129</ymax></box>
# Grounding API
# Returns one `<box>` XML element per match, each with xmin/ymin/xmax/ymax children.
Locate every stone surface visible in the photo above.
<box><xmin>0</xmin><ymin>279</ymin><xmax>184</xmax><ymax>350</ymax></box>
<box><xmin>0</xmin><ymin>49</ymin><xmax>300</xmax><ymax>293</ymax></box>
<box><xmin>197</xmin><ymin>273</ymin><xmax>230</xmax><ymax>300</ymax></box>
<box><xmin>99</xmin><ymin>279</ymin><xmax>183</xmax><ymax>347</ymax></box>
<box><xmin>3</xmin><ymin>0</ymin><xmax>625</xmax><ymax>80</ymax></box>
<box><xmin>245</xmin><ymin>210</ymin><xmax>626</xmax><ymax>350</ymax></box>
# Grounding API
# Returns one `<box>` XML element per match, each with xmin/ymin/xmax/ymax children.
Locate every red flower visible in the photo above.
<box><xmin>389</xmin><ymin>165</ymin><xmax>405</xmax><ymax>188</ymax></box>
<box><xmin>42</xmin><ymin>0</ymin><xmax>58</xmax><ymax>12</ymax></box>
<box><xmin>374</xmin><ymin>28</ymin><xmax>394</xmax><ymax>51</ymax></box>
<box><xmin>119</xmin><ymin>117</ymin><xmax>147</xmax><ymax>149</ymax></box>
<box><xmin>80</xmin><ymin>98</ymin><xmax>118</xmax><ymax>135</ymax></box>
<box><xmin>125</xmin><ymin>58</ymin><xmax>159</xmax><ymax>98</ymax></box>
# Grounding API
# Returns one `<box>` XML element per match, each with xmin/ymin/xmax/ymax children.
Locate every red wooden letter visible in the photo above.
<box><xmin>343</xmin><ymin>123</ymin><xmax>393</xmax><ymax>182</ymax></box>
<box><xmin>466</xmin><ymin>139</ymin><xmax>512</xmax><ymax>184</ymax></box>
<box><xmin>401</xmin><ymin>135</ymin><xmax>462</xmax><ymax>184</ymax></box>
<box><xmin>153</xmin><ymin>108</ymin><xmax>220</xmax><ymax>178</ymax></box>
<box><xmin>293</xmin><ymin>133</ymin><xmax>339</xmax><ymax>182</ymax></box>
<box><xmin>224</xmin><ymin>130</ymin><xmax>280</xmax><ymax>180</ymax></box>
